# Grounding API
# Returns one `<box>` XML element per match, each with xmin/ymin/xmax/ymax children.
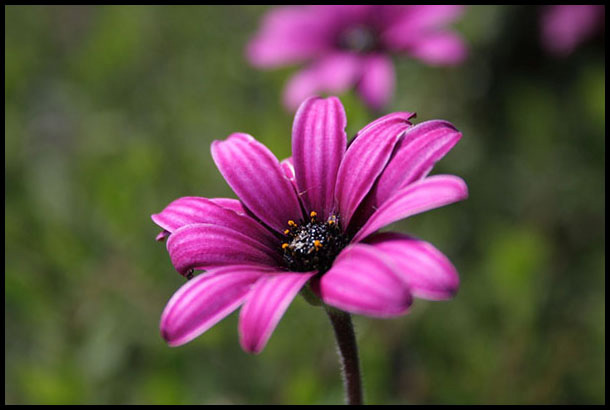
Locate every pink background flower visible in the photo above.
<box><xmin>540</xmin><ymin>5</ymin><xmax>605</xmax><ymax>57</ymax></box>
<box><xmin>247</xmin><ymin>5</ymin><xmax>468</xmax><ymax>110</ymax></box>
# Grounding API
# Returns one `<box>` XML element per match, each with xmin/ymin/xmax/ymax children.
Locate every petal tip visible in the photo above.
<box><xmin>160</xmin><ymin>325</ymin><xmax>184</xmax><ymax>347</ymax></box>
<box><xmin>151</xmin><ymin>213</ymin><xmax>164</xmax><ymax>228</ymax></box>
<box><xmin>155</xmin><ymin>230</ymin><xmax>170</xmax><ymax>242</ymax></box>
<box><xmin>455</xmin><ymin>177</ymin><xmax>469</xmax><ymax>200</ymax></box>
<box><xmin>240</xmin><ymin>339</ymin><xmax>263</xmax><ymax>355</ymax></box>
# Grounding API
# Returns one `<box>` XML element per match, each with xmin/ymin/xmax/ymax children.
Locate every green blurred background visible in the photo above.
<box><xmin>5</xmin><ymin>5</ymin><xmax>605</xmax><ymax>404</ymax></box>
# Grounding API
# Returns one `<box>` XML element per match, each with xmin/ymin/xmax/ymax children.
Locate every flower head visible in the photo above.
<box><xmin>540</xmin><ymin>5</ymin><xmax>605</xmax><ymax>57</ymax></box>
<box><xmin>247</xmin><ymin>5</ymin><xmax>468</xmax><ymax>110</ymax></box>
<box><xmin>152</xmin><ymin>96</ymin><xmax>468</xmax><ymax>354</ymax></box>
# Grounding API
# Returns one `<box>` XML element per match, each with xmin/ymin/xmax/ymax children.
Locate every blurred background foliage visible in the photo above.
<box><xmin>5</xmin><ymin>5</ymin><xmax>605</xmax><ymax>404</ymax></box>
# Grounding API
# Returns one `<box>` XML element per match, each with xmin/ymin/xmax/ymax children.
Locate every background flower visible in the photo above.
<box><xmin>247</xmin><ymin>5</ymin><xmax>468</xmax><ymax>110</ymax></box>
<box><xmin>540</xmin><ymin>5</ymin><xmax>605</xmax><ymax>57</ymax></box>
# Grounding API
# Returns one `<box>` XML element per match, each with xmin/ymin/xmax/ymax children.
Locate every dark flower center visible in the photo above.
<box><xmin>337</xmin><ymin>25</ymin><xmax>379</xmax><ymax>53</ymax></box>
<box><xmin>281</xmin><ymin>212</ymin><xmax>350</xmax><ymax>273</ymax></box>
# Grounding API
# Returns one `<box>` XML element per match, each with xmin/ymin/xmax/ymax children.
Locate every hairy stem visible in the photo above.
<box><xmin>325</xmin><ymin>306</ymin><xmax>363</xmax><ymax>405</ymax></box>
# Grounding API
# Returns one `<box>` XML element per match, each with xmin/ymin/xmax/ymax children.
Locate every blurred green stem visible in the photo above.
<box><xmin>325</xmin><ymin>306</ymin><xmax>363</xmax><ymax>405</ymax></box>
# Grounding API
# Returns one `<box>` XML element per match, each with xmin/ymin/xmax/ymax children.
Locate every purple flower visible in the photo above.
<box><xmin>540</xmin><ymin>5</ymin><xmax>605</xmax><ymax>57</ymax></box>
<box><xmin>246</xmin><ymin>5</ymin><xmax>468</xmax><ymax>111</ymax></box>
<box><xmin>152</xmin><ymin>96</ymin><xmax>468</xmax><ymax>354</ymax></box>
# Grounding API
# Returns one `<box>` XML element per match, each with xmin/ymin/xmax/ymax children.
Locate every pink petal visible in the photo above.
<box><xmin>211</xmin><ymin>133</ymin><xmax>303</xmax><ymax>233</ymax></box>
<box><xmin>283</xmin><ymin>53</ymin><xmax>362</xmax><ymax>111</ymax></box>
<box><xmin>407</xmin><ymin>31</ymin><xmax>468</xmax><ymax>66</ymax></box>
<box><xmin>292</xmin><ymin>96</ymin><xmax>347</xmax><ymax>219</ymax></box>
<box><xmin>366</xmin><ymin>232</ymin><xmax>459</xmax><ymax>300</ymax></box>
<box><xmin>353</xmin><ymin>175</ymin><xmax>468</xmax><ymax>243</ymax></box>
<box><xmin>209</xmin><ymin>198</ymin><xmax>247</xmax><ymax>216</ymax></box>
<box><xmin>373</xmin><ymin>120</ymin><xmax>462</xmax><ymax>207</ymax></box>
<box><xmin>280</xmin><ymin>156</ymin><xmax>296</xmax><ymax>183</ymax></box>
<box><xmin>239</xmin><ymin>272</ymin><xmax>315</xmax><ymax>354</ymax></box>
<box><xmin>383</xmin><ymin>5</ymin><xmax>465</xmax><ymax>48</ymax></box>
<box><xmin>335</xmin><ymin>112</ymin><xmax>415</xmax><ymax>228</ymax></box>
<box><xmin>160</xmin><ymin>266</ymin><xmax>268</xmax><ymax>347</ymax></box>
<box><xmin>314</xmin><ymin>5</ymin><xmax>375</xmax><ymax>26</ymax></box>
<box><xmin>156</xmin><ymin>230</ymin><xmax>170</xmax><ymax>242</ymax></box>
<box><xmin>279</xmin><ymin>157</ymin><xmax>300</xmax><ymax>206</ymax></box>
<box><xmin>246</xmin><ymin>6</ymin><xmax>334</xmax><ymax>68</ymax></box>
<box><xmin>151</xmin><ymin>196</ymin><xmax>277</xmax><ymax>248</ymax></box>
<box><xmin>166</xmin><ymin>223</ymin><xmax>281</xmax><ymax>276</ymax></box>
<box><xmin>356</xmin><ymin>54</ymin><xmax>395</xmax><ymax>110</ymax></box>
<box><xmin>314</xmin><ymin>244</ymin><xmax>412</xmax><ymax>317</ymax></box>
<box><xmin>350</xmin><ymin>121</ymin><xmax>462</xmax><ymax>231</ymax></box>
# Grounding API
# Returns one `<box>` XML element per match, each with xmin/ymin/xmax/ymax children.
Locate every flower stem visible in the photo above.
<box><xmin>325</xmin><ymin>306</ymin><xmax>363</xmax><ymax>405</ymax></box>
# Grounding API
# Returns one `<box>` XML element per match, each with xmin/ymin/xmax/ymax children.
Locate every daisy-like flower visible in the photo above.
<box><xmin>152</xmin><ymin>96</ymin><xmax>467</xmax><ymax>354</ymax></box>
<box><xmin>247</xmin><ymin>5</ymin><xmax>468</xmax><ymax>110</ymax></box>
<box><xmin>540</xmin><ymin>5</ymin><xmax>605</xmax><ymax>57</ymax></box>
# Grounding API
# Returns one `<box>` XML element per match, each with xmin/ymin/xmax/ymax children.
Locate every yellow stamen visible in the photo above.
<box><xmin>282</xmin><ymin>243</ymin><xmax>289</xmax><ymax>249</ymax></box>
<box><xmin>328</xmin><ymin>220</ymin><xmax>334</xmax><ymax>225</ymax></box>
<box><xmin>288</xmin><ymin>220</ymin><xmax>297</xmax><ymax>227</ymax></box>
<box><xmin>284</xmin><ymin>229</ymin><xmax>290</xmax><ymax>235</ymax></box>
<box><xmin>314</xmin><ymin>240</ymin><xmax>322</xmax><ymax>249</ymax></box>
<box><xmin>310</xmin><ymin>211</ymin><xmax>317</xmax><ymax>219</ymax></box>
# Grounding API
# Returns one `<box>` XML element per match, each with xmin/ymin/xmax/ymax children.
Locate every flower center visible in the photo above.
<box><xmin>281</xmin><ymin>211</ymin><xmax>350</xmax><ymax>273</ymax></box>
<box><xmin>337</xmin><ymin>25</ymin><xmax>379</xmax><ymax>53</ymax></box>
